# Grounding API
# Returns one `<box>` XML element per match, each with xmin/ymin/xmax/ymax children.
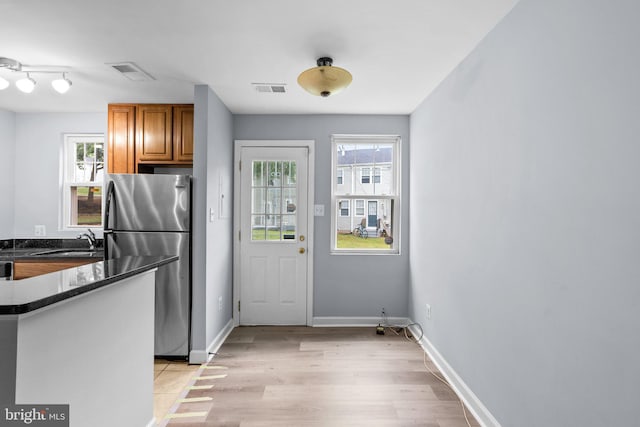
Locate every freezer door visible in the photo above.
<box><xmin>105</xmin><ymin>174</ymin><xmax>191</xmax><ymax>232</ymax></box>
<box><xmin>106</xmin><ymin>231</ymin><xmax>190</xmax><ymax>357</ymax></box>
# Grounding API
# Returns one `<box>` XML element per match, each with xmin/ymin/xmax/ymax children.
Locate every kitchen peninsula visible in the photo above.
<box><xmin>0</xmin><ymin>255</ymin><xmax>177</xmax><ymax>427</ymax></box>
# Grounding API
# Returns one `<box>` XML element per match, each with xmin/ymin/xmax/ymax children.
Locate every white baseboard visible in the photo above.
<box><xmin>312</xmin><ymin>316</ymin><xmax>411</xmax><ymax>327</ymax></box>
<box><xmin>408</xmin><ymin>323</ymin><xmax>501</xmax><ymax>427</ymax></box>
<box><xmin>189</xmin><ymin>318</ymin><xmax>234</xmax><ymax>364</ymax></box>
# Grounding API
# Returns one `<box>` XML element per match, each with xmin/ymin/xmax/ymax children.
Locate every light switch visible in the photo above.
<box><xmin>314</xmin><ymin>204</ymin><xmax>325</xmax><ymax>216</ymax></box>
<box><xmin>209</xmin><ymin>208</ymin><xmax>215</xmax><ymax>222</ymax></box>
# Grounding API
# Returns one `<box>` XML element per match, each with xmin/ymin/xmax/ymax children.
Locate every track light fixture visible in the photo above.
<box><xmin>16</xmin><ymin>73</ymin><xmax>36</xmax><ymax>93</ymax></box>
<box><xmin>52</xmin><ymin>73</ymin><xmax>72</xmax><ymax>94</ymax></box>
<box><xmin>0</xmin><ymin>56</ymin><xmax>73</xmax><ymax>94</ymax></box>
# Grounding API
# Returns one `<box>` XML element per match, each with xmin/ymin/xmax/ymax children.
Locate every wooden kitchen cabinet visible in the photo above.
<box><xmin>136</xmin><ymin>104</ymin><xmax>173</xmax><ymax>162</ymax></box>
<box><xmin>173</xmin><ymin>105</ymin><xmax>194</xmax><ymax>162</ymax></box>
<box><xmin>107</xmin><ymin>103</ymin><xmax>193</xmax><ymax>173</ymax></box>
<box><xmin>13</xmin><ymin>259</ymin><xmax>96</xmax><ymax>280</ymax></box>
<box><xmin>107</xmin><ymin>104</ymin><xmax>136</xmax><ymax>173</ymax></box>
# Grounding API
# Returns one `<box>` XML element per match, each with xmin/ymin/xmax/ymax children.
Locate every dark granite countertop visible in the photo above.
<box><xmin>0</xmin><ymin>255</ymin><xmax>178</xmax><ymax>315</ymax></box>
<box><xmin>0</xmin><ymin>238</ymin><xmax>104</xmax><ymax>261</ymax></box>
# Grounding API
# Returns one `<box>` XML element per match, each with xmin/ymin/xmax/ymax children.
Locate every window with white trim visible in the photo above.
<box><xmin>331</xmin><ymin>135</ymin><xmax>400</xmax><ymax>254</ymax></box>
<box><xmin>62</xmin><ymin>134</ymin><xmax>104</xmax><ymax>229</ymax></box>
<box><xmin>339</xmin><ymin>200</ymin><xmax>350</xmax><ymax>216</ymax></box>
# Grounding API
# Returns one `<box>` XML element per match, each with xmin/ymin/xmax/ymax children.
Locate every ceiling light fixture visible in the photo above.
<box><xmin>16</xmin><ymin>72</ymin><xmax>36</xmax><ymax>93</ymax></box>
<box><xmin>297</xmin><ymin>57</ymin><xmax>352</xmax><ymax>97</ymax></box>
<box><xmin>52</xmin><ymin>72</ymin><xmax>72</xmax><ymax>94</ymax></box>
<box><xmin>0</xmin><ymin>57</ymin><xmax>22</xmax><ymax>72</ymax></box>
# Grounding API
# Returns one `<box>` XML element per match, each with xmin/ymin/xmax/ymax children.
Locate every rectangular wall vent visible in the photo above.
<box><xmin>107</xmin><ymin>62</ymin><xmax>155</xmax><ymax>81</ymax></box>
<box><xmin>252</xmin><ymin>83</ymin><xmax>287</xmax><ymax>93</ymax></box>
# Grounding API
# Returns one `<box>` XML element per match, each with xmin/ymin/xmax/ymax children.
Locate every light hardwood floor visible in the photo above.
<box><xmin>159</xmin><ymin>326</ymin><xmax>479</xmax><ymax>427</ymax></box>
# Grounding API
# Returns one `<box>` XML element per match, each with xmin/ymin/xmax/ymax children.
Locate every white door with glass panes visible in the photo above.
<box><xmin>239</xmin><ymin>147</ymin><xmax>309</xmax><ymax>324</ymax></box>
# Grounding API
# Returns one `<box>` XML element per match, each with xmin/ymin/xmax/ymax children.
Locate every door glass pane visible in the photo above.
<box><xmin>252</xmin><ymin>188</ymin><xmax>266</xmax><ymax>214</ymax></box>
<box><xmin>251</xmin><ymin>160</ymin><xmax>297</xmax><ymax>241</ymax></box>
<box><xmin>267</xmin><ymin>161</ymin><xmax>281</xmax><ymax>187</ymax></box>
<box><xmin>252</xmin><ymin>215</ymin><xmax>266</xmax><ymax>240</ymax></box>
<box><xmin>282</xmin><ymin>215</ymin><xmax>296</xmax><ymax>239</ymax></box>
<box><xmin>266</xmin><ymin>215</ymin><xmax>281</xmax><ymax>241</ymax></box>
<box><xmin>282</xmin><ymin>188</ymin><xmax>297</xmax><ymax>214</ymax></box>
<box><xmin>266</xmin><ymin>188</ymin><xmax>281</xmax><ymax>214</ymax></box>
<box><xmin>253</xmin><ymin>161</ymin><xmax>266</xmax><ymax>187</ymax></box>
<box><xmin>283</xmin><ymin>161</ymin><xmax>297</xmax><ymax>186</ymax></box>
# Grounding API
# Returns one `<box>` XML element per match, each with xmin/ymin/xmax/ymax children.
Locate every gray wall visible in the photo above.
<box><xmin>409</xmin><ymin>0</ymin><xmax>640</xmax><ymax>426</ymax></box>
<box><xmin>234</xmin><ymin>115</ymin><xmax>410</xmax><ymax>319</ymax></box>
<box><xmin>0</xmin><ymin>109</ymin><xmax>15</xmax><ymax>238</ymax></box>
<box><xmin>13</xmin><ymin>113</ymin><xmax>106</xmax><ymax>238</ymax></box>
<box><xmin>192</xmin><ymin>86</ymin><xmax>234</xmax><ymax>358</ymax></box>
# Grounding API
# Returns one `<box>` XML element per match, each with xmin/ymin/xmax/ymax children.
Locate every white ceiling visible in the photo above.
<box><xmin>0</xmin><ymin>0</ymin><xmax>517</xmax><ymax>115</ymax></box>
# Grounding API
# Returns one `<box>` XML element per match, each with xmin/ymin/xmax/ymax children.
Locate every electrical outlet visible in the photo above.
<box><xmin>426</xmin><ymin>304</ymin><xmax>432</xmax><ymax>320</ymax></box>
<box><xmin>34</xmin><ymin>225</ymin><xmax>46</xmax><ymax>237</ymax></box>
<box><xmin>314</xmin><ymin>204</ymin><xmax>325</xmax><ymax>216</ymax></box>
<box><xmin>218</xmin><ymin>296</ymin><xmax>223</xmax><ymax>311</ymax></box>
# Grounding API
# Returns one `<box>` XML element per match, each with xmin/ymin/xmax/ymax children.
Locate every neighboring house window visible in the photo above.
<box><xmin>339</xmin><ymin>200</ymin><xmax>350</xmax><ymax>216</ymax></box>
<box><xmin>373</xmin><ymin>167</ymin><xmax>381</xmax><ymax>184</ymax></box>
<box><xmin>361</xmin><ymin>167</ymin><xmax>371</xmax><ymax>184</ymax></box>
<box><xmin>62</xmin><ymin>134</ymin><xmax>104</xmax><ymax>229</ymax></box>
<box><xmin>331</xmin><ymin>134</ymin><xmax>401</xmax><ymax>254</ymax></box>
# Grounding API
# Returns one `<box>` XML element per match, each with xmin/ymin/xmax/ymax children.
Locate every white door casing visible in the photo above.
<box><xmin>233</xmin><ymin>141</ymin><xmax>314</xmax><ymax>325</ymax></box>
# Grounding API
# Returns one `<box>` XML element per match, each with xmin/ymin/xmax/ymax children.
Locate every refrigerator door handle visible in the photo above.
<box><xmin>104</xmin><ymin>180</ymin><xmax>116</xmax><ymax>231</ymax></box>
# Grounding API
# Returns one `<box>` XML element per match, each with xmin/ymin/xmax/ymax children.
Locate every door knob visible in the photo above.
<box><xmin>299</xmin><ymin>248</ymin><xmax>306</xmax><ymax>254</ymax></box>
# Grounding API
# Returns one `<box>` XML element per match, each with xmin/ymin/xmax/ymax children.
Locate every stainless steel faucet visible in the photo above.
<box><xmin>76</xmin><ymin>228</ymin><xmax>97</xmax><ymax>250</ymax></box>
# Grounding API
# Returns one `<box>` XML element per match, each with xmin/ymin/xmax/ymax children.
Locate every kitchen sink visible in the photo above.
<box><xmin>30</xmin><ymin>249</ymin><xmax>102</xmax><ymax>257</ymax></box>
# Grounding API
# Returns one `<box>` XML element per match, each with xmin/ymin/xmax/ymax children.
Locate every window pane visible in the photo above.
<box><xmin>70</xmin><ymin>186</ymin><xmax>102</xmax><ymax>226</ymax></box>
<box><xmin>282</xmin><ymin>215</ymin><xmax>296</xmax><ymax>240</ymax></box>
<box><xmin>282</xmin><ymin>188</ymin><xmax>297</xmax><ymax>214</ymax></box>
<box><xmin>266</xmin><ymin>188</ymin><xmax>281</xmax><ymax>214</ymax></box>
<box><xmin>332</xmin><ymin>136</ymin><xmax>399</xmax><ymax>253</ymax></box>
<box><xmin>336</xmin><ymin>143</ymin><xmax>394</xmax><ymax>196</ymax></box>
<box><xmin>283</xmin><ymin>161</ymin><xmax>297</xmax><ymax>186</ymax></box>
<box><xmin>252</xmin><ymin>188</ymin><xmax>266</xmax><ymax>214</ymax></box>
<box><xmin>266</xmin><ymin>215</ymin><xmax>281</xmax><ymax>241</ymax></box>
<box><xmin>336</xmin><ymin>198</ymin><xmax>394</xmax><ymax>249</ymax></box>
<box><xmin>253</xmin><ymin>161</ymin><xmax>266</xmax><ymax>187</ymax></box>
<box><xmin>267</xmin><ymin>161</ymin><xmax>281</xmax><ymax>187</ymax></box>
<box><xmin>251</xmin><ymin>159</ymin><xmax>299</xmax><ymax>242</ymax></box>
<box><xmin>252</xmin><ymin>215</ymin><xmax>266</xmax><ymax>240</ymax></box>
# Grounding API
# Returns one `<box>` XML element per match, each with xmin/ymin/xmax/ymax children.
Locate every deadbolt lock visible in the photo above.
<box><xmin>300</xmin><ymin>235</ymin><xmax>305</xmax><ymax>241</ymax></box>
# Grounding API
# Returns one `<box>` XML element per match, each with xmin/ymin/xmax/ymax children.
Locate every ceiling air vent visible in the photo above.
<box><xmin>252</xmin><ymin>83</ymin><xmax>287</xmax><ymax>93</ymax></box>
<box><xmin>107</xmin><ymin>62</ymin><xmax>155</xmax><ymax>81</ymax></box>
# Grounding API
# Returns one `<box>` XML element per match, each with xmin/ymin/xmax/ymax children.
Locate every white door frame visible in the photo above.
<box><xmin>233</xmin><ymin>140</ymin><xmax>315</xmax><ymax>326</ymax></box>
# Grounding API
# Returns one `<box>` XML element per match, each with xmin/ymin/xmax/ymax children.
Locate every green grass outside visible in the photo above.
<box><xmin>336</xmin><ymin>233</ymin><xmax>390</xmax><ymax>249</ymax></box>
<box><xmin>252</xmin><ymin>228</ymin><xmax>296</xmax><ymax>241</ymax></box>
<box><xmin>78</xmin><ymin>214</ymin><xmax>102</xmax><ymax>226</ymax></box>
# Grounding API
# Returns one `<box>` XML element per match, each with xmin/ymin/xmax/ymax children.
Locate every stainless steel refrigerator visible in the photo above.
<box><xmin>104</xmin><ymin>173</ymin><xmax>191</xmax><ymax>358</ymax></box>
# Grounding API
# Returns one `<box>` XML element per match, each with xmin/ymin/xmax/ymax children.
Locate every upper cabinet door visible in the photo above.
<box><xmin>107</xmin><ymin>104</ymin><xmax>136</xmax><ymax>173</ymax></box>
<box><xmin>136</xmin><ymin>105</ymin><xmax>173</xmax><ymax>162</ymax></box>
<box><xmin>173</xmin><ymin>105</ymin><xmax>194</xmax><ymax>162</ymax></box>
